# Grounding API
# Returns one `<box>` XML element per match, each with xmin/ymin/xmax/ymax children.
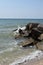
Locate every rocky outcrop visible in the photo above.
<box><xmin>26</xmin><ymin>23</ymin><xmax>39</xmax><ymax>31</ymax></box>
<box><xmin>13</xmin><ymin>23</ymin><xmax>43</xmax><ymax>50</ymax></box>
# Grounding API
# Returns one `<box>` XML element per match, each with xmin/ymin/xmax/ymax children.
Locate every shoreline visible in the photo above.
<box><xmin>9</xmin><ymin>50</ymin><xmax>43</xmax><ymax>65</ymax></box>
<box><xmin>19</xmin><ymin>57</ymin><xmax>43</xmax><ymax>65</ymax></box>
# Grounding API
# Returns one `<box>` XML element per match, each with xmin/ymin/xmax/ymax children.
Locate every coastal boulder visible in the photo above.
<box><xmin>13</xmin><ymin>23</ymin><xmax>43</xmax><ymax>50</ymax></box>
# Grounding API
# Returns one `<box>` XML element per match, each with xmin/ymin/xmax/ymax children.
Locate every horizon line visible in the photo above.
<box><xmin>0</xmin><ymin>18</ymin><xmax>43</xmax><ymax>19</ymax></box>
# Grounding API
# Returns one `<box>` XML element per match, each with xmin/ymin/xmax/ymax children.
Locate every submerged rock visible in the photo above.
<box><xmin>18</xmin><ymin>38</ymin><xmax>34</xmax><ymax>47</ymax></box>
<box><xmin>36</xmin><ymin>41</ymin><xmax>43</xmax><ymax>50</ymax></box>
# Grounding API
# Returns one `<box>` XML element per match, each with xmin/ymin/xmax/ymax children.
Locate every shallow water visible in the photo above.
<box><xmin>0</xmin><ymin>19</ymin><xmax>43</xmax><ymax>65</ymax></box>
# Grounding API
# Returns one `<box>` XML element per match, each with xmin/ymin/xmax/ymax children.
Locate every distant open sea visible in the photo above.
<box><xmin>0</xmin><ymin>19</ymin><xmax>43</xmax><ymax>65</ymax></box>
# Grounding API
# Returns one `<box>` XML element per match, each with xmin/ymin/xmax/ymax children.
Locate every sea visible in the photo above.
<box><xmin>0</xmin><ymin>19</ymin><xmax>43</xmax><ymax>65</ymax></box>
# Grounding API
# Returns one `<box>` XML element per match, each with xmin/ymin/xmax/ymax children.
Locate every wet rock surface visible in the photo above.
<box><xmin>13</xmin><ymin>23</ymin><xmax>43</xmax><ymax>50</ymax></box>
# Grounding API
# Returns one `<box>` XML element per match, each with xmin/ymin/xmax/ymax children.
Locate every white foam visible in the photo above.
<box><xmin>16</xmin><ymin>26</ymin><xmax>26</xmax><ymax>33</ymax></box>
<box><xmin>13</xmin><ymin>26</ymin><xmax>26</xmax><ymax>36</ymax></box>
<box><xmin>21</xmin><ymin>26</ymin><xmax>26</xmax><ymax>30</ymax></box>
<box><xmin>9</xmin><ymin>50</ymin><xmax>43</xmax><ymax>65</ymax></box>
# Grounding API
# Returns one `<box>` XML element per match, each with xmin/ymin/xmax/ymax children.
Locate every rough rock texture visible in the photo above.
<box><xmin>14</xmin><ymin>23</ymin><xmax>43</xmax><ymax>50</ymax></box>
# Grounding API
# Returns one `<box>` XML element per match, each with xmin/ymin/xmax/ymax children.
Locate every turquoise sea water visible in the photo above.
<box><xmin>0</xmin><ymin>19</ymin><xmax>43</xmax><ymax>65</ymax></box>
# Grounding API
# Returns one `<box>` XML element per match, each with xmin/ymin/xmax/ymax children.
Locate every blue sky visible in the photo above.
<box><xmin>0</xmin><ymin>0</ymin><xmax>43</xmax><ymax>18</ymax></box>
